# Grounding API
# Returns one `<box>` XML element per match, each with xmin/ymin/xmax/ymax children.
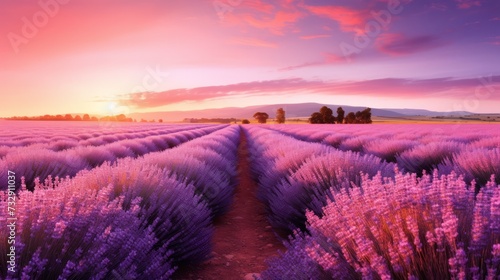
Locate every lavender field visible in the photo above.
<box><xmin>1</xmin><ymin>121</ymin><xmax>499</xmax><ymax>279</ymax></box>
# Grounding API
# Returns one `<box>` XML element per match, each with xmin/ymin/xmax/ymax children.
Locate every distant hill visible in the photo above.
<box><xmin>380</xmin><ymin>108</ymin><xmax>472</xmax><ymax>117</ymax></box>
<box><xmin>128</xmin><ymin>103</ymin><xmax>473</xmax><ymax>122</ymax></box>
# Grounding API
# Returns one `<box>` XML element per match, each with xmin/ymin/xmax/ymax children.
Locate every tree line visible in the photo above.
<box><xmin>6</xmin><ymin>114</ymin><xmax>164</xmax><ymax>123</ymax></box>
<box><xmin>309</xmin><ymin>106</ymin><xmax>372</xmax><ymax>124</ymax></box>
<box><xmin>248</xmin><ymin>106</ymin><xmax>372</xmax><ymax>124</ymax></box>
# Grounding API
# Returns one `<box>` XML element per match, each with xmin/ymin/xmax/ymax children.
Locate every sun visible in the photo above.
<box><xmin>101</xmin><ymin>101</ymin><xmax>131</xmax><ymax>116</ymax></box>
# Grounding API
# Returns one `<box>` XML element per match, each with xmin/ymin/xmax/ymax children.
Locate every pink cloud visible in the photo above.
<box><xmin>118</xmin><ymin>78</ymin><xmax>323</xmax><ymax>108</ymax></box>
<box><xmin>240</xmin><ymin>0</ymin><xmax>275</xmax><ymax>14</ymax></box>
<box><xmin>226</xmin><ymin>10</ymin><xmax>303</xmax><ymax>35</ymax></box>
<box><xmin>304</xmin><ymin>5</ymin><xmax>368</xmax><ymax>33</ymax></box>
<box><xmin>455</xmin><ymin>0</ymin><xmax>481</xmax><ymax>9</ymax></box>
<box><xmin>223</xmin><ymin>0</ymin><xmax>304</xmax><ymax>35</ymax></box>
<box><xmin>376</xmin><ymin>33</ymin><xmax>445</xmax><ymax>55</ymax></box>
<box><xmin>118</xmin><ymin>76</ymin><xmax>500</xmax><ymax>108</ymax></box>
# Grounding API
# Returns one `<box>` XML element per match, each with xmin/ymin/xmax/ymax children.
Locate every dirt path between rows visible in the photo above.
<box><xmin>173</xmin><ymin>130</ymin><xmax>285</xmax><ymax>280</ymax></box>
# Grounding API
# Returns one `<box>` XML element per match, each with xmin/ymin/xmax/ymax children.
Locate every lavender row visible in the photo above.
<box><xmin>264</xmin><ymin>124</ymin><xmax>500</xmax><ymax>186</ymax></box>
<box><xmin>262</xmin><ymin>171</ymin><xmax>500</xmax><ymax>279</ymax></box>
<box><xmin>0</xmin><ymin>126</ymin><xmax>241</xmax><ymax>279</ymax></box>
<box><xmin>243</xmin><ymin>126</ymin><xmax>395</xmax><ymax>235</ymax></box>
<box><xmin>265</xmin><ymin>124</ymin><xmax>499</xmax><ymax>148</ymax></box>
<box><xmin>0</xmin><ymin>123</ymin><xmax>215</xmax><ymax>152</ymax></box>
<box><xmin>0</xmin><ymin>125</ymin><xmax>227</xmax><ymax>190</ymax></box>
<box><xmin>0</xmin><ymin>121</ymin><xmax>166</xmax><ymax>146</ymax></box>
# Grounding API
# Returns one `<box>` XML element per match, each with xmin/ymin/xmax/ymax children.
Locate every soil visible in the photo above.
<box><xmin>173</xmin><ymin>131</ymin><xmax>286</xmax><ymax>280</ymax></box>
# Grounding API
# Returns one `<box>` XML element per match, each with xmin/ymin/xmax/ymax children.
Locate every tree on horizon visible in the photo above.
<box><xmin>276</xmin><ymin>108</ymin><xmax>286</xmax><ymax>124</ymax></box>
<box><xmin>337</xmin><ymin>107</ymin><xmax>345</xmax><ymax>124</ymax></box>
<box><xmin>345</xmin><ymin>112</ymin><xmax>356</xmax><ymax>124</ymax></box>
<box><xmin>309</xmin><ymin>112</ymin><xmax>323</xmax><ymax>124</ymax></box>
<box><xmin>253</xmin><ymin>112</ymin><xmax>269</xmax><ymax>124</ymax></box>
<box><xmin>319</xmin><ymin>106</ymin><xmax>336</xmax><ymax>124</ymax></box>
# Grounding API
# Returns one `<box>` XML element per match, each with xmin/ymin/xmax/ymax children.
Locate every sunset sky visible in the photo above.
<box><xmin>1</xmin><ymin>0</ymin><xmax>499</xmax><ymax>117</ymax></box>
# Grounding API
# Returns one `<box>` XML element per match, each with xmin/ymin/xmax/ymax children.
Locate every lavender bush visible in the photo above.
<box><xmin>396</xmin><ymin>141</ymin><xmax>464</xmax><ymax>175</ymax></box>
<box><xmin>440</xmin><ymin>147</ymin><xmax>500</xmax><ymax>188</ymax></box>
<box><xmin>0</xmin><ymin>183</ymin><xmax>175</xmax><ymax>279</ymax></box>
<box><xmin>268</xmin><ymin>152</ymin><xmax>395</xmax><ymax>233</ymax></box>
<box><xmin>262</xmin><ymin>171</ymin><xmax>500</xmax><ymax>279</ymax></box>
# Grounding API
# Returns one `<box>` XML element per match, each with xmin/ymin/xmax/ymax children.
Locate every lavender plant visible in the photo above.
<box><xmin>0</xmin><ymin>184</ymin><xmax>175</xmax><ymax>279</ymax></box>
<box><xmin>262</xmin><ymin>171</ymin><xmax>500</xmax><ymax>279</ymax></box>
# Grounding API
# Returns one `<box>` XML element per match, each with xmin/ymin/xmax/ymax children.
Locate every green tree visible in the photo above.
<box><xmin>242</xmin><ymin>119</ymin><xmax>250</xmax><ymax>124</ymax></box>
<box><xmin>83</xmin><ymin>114</ymin><xmax>90</xmax><ymax>121</ymax></box>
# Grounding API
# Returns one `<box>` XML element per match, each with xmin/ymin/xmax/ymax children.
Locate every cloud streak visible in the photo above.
<box><xmin>376</xmin><ymin>33</ymin><xmax>446</xmax><ymax>55</ymax></box>
<box><xmin>278</xmin><ymin>53</ymin><xmax>344</xmax><ymax>71</ymax></box>
<box><xmin>118</xmin><ymin>76</ymin><xmax>500</xmax><ymax>108</ymax></box>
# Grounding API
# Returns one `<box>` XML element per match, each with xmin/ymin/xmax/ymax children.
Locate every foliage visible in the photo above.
<box><xmin>309</xmin><ymin>106</ymin><xmax>336</xmax><ymax>124</ymax></box>
<box><xmin>253</xmin><ymin>112</ymin><xmax>269</xmax><ymax>124</ymax></box>
<box><xmin>276</xmin><ymin>108</ymin><xmax>286</xmax><ymax>124</ymax></box>
<box><xmin>336</xmin><ymin>107</ymin><xmax>345</xmax><ymax>124</ymax></box>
